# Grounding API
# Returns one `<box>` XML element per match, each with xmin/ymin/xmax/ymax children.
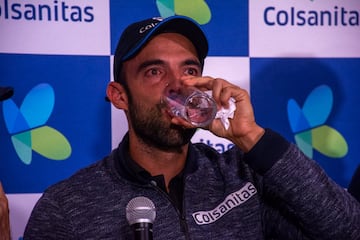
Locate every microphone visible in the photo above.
<box><xmin>0</xmin><ymin>86</ymin><xmax>14</xmax><ymax>101</ymax></box>
<box><xmin>126</xmin><ymin>196</ymin><xmax>156</xmax><ymax>240</ymax></box>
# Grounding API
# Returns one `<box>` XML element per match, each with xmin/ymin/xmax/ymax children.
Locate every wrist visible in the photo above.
<box><xmin>243</xmin><ymin>129</ymin><xmax>290</xmax><ymax>175</ymax></box>
<box><xmin>232</xmin><ymin>125</ymin><xmax>265</xmax><ymax>152</ymax></box>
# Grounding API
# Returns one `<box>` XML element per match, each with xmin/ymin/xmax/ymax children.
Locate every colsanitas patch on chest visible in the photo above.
<box><xmin>192</xmin><ymin>182</ymin><xmax>257</xmax><ymax>225</ymax></box>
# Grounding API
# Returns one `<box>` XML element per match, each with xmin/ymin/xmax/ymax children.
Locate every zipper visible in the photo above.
<box><xmin>149</xmin><ymin>181</ymin><xmax>191</xmax><ymax>240</ymax></box>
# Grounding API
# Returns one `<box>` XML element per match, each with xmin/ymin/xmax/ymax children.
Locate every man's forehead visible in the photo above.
<box><xmin>134</xmin><ymin>33</ymin><xmax>199</xmax><ymax>59</ymax></box>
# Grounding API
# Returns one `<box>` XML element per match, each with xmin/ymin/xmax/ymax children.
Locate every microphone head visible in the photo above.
<box><xmin>126</xmin><ymin>196</ymin><xmax>156</xmax><ymax>225</ymax></box>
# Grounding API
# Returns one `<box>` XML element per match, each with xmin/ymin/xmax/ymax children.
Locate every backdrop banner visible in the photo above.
<box><xmin>1</xmin><ymin>0</ymin><xmax>359</xmax><ymax>238</ymax></box>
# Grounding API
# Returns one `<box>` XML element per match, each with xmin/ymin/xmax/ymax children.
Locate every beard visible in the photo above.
<box><xmin>127</xmin><ymin>96</ymin><xmax>196</xmax><ymax>152</ymax></box>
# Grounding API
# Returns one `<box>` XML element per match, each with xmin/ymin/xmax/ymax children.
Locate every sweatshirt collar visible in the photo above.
<box><xmin>113</xmin><ymin>132</ymin><xmax>197</xmax><ymax>185</ymax></box>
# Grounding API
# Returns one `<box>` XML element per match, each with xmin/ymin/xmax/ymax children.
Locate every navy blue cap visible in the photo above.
<box><xmin>113</xmin><ymin>16</ymin><xmax>209</xmax><ymax>83</ymax></box>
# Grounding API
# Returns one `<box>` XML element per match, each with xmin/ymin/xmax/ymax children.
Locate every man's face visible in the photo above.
<box><xmin>123</xmin><ymin>33</ymin><xmax>202</xmax><ymax>151</ymax></box>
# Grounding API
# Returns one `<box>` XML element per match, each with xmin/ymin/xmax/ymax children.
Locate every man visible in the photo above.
<box><xmin>24</xmin><ymin>16</ymin><xmax>360</xmax><ymax>239</ymax></box>
<box><xmin>0</xmin><ymin>87</ymin><xmax>12</xmax><ymax>240</ymax></box>
<box><xmin>349</xmin><ymin>165</ymin><xmax>360</xmax><ymax>202</ymax></box>
<box><xmin>0</xmin><ymin>183</ymin><xmax>10</xmax><ymax>240</ymax></box>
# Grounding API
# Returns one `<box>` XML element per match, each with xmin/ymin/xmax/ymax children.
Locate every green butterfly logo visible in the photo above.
<box><xmin>287</xmin><ymin>85</ymin><xmax>348</xmax><ymax>159</ymax></box>
<box><xmin>2</xmin><ymin>83</ymin><xmax>71</xmax><ymax>165</ymax></box>
<box><xmin>156</xmin><ymin>0</ymin><xmax>211</xmax><ymax>24</ymax></box>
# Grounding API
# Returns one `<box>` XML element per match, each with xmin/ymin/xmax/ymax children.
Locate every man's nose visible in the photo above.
<box><xmin>166</xmin><ymin>72</ymin><xmax>184</xmax><ymax>90</ymax></box>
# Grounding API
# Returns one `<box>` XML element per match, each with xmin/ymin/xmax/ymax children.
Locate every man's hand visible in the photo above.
<box><xmin>0</xmin><ymin>182</ymin><xmax>10</xmax><ymax>240</ymax></box>
<box><xmin>182</xmin><ymin>76</ymin><xmax>265</xmax><ymax>152</ymax></box>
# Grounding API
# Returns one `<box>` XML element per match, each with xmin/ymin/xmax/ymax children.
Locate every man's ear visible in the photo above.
<box><xmin>106</xmin><ymin>81</ymin><xmax>129</xmax><ymax>110</ymax></box>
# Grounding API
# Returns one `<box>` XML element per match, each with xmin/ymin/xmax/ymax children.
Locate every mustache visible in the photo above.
<box><xmin>157</xmin><ymin>98</ymin><xmax>168</xmax><ymax>110</ymax></box>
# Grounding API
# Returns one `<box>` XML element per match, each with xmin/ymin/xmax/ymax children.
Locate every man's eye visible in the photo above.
<box><xmin>186</xmin><ymin>68</ymin><xmax>198</xmax><ymax>76</ymax></box>
<box><xmin>145</xmin><ymin>68</ymin><xmax>160</xmax><ymax>77</ymax></box>
<box><xmin>150</xmin><ymin>69</ymin><xmax>159</xmax><ymax>75</ymax></box>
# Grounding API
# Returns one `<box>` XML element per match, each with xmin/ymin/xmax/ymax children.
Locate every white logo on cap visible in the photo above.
<box><xmin>139</xmin><ymin>17</ymin><xmax>164</xmax><ymax>34</ymax></box>
<box><xmin>152</xmin><ymin>17</ymin><xmax>164</xmax><ymax>21</ymax></box>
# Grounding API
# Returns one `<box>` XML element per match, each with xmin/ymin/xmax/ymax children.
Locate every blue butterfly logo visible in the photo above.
<box><xmin>287</xmin><ymin>84</ymin><xmax>348</xmax><ymax>158</ymax></box>
<box><xmin>2</xmin><ymin>83</ymin><xmax>71</xmax><ymax>164</ymax></box>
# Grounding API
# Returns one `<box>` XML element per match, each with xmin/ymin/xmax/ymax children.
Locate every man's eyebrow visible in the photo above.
<box><xmin>137</xmin><ymin>59</ymin><xmax>165</xmax><ymax>72</ymax></box>
<box><xmin>137</xmin><ymin>58</ymin><xmax>201</xmax><ymax>72</ymax></box>
<box><xmin>183</xmin><ymin>59</ymin><xmax>201</xmax><ymax>68</ymax></box>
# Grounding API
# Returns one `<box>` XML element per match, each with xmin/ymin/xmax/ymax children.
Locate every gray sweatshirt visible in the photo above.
<box><xmin>24</xmin><ymin>129</ymin><xmax>360</xmax><ymax>239</ymax></box>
